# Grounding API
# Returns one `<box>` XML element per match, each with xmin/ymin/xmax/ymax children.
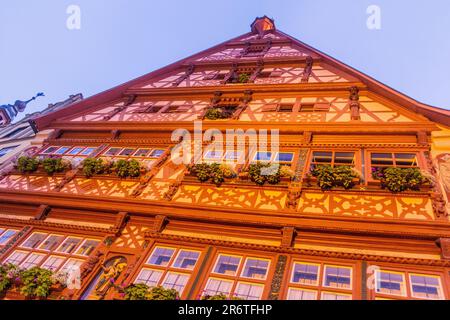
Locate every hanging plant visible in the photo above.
<box><xmin>0</xmin><ymin>263</ymin><xmax>22</xmax><ymax>294</ymax></box>
<box><xmin>16</xmin><ymin>157</ymin><xmax>39</xmax><ymax>173</ymax></box>
<box><xmin>127</xmin><ymin>159</ymin><xmax>142</xmax><ymax>178</ymax></box>
<box><xmin>311</xmin><ymin>165</ymin><xmax>359</xmax><ymax>191</ymax></box>
<box><xmin>188</xmin><ymin>163</ymin><xmax>236</xmax><ymax>187</ymax></box>
<box><xmin>42</xmin><ymin>158</ymin><xmax>71</xmax><ymax>176</ymax></box>
<box><xmin>247</xmin><ymin>162</ymin><xmax>287</xmax><ymax>186</ymax></box>
<box><xmin>147</xmin><ymin>286</ymin><xmax>179</xmax><ymax>300</ymax></box>
<box><xmin>201</xmin><ymin>293</ymin><xmax>244</xmax><ymax>300</ymax></box>
<box><xmin>114</xmin><ymin>159</ymin><xmax>131</xmax><ymax>178</ymax></box>
<box><xmin>372</xmin><ymin>167</ymin><xmax>428</xmax><ymax>193</ymax></box>
<box><xmin>112</xmin><ymin>159</ymin><xmax>143</xmax><ymax>179</ymax></box>
<box><xmin>82</xmin><ymin>158</ymin><xmax>110</xmax><ymax>177</ymax></box>
<box><xmin>123</xmin><ymin>283</ymin><xmax>151</xmax><ymax>300</ymax></box>
<box><xmin>19</xmin><ymin>267</ymin><xmax>56</xmax><ymax>298</ymax></box>
<box><xmin>205</xmin><ymin>108</ymin><xmax>226</xmax><ymax>120</ymax></box>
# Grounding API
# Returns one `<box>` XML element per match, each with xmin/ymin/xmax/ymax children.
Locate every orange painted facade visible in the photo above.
<box><xmin>1</xmin><ymin>17</ymin><xmax>450</xmax><ymax>300</ymax></box>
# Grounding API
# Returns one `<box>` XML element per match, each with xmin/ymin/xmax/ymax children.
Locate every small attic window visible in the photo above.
<box><xmin>244</xmin><ymin>46</ymin><xmax>265</xmax><ymax>57</ymax></box>
<box><xmin>203</xmin><ymin>71</ymin><xmax>227</xmax><ymax>81</ymax></box>
<box><xmin>299</xmin><ymin>103</ymin><xmax>330</xmax><ymax>113</ymax></box>
<box><xmin>258</xmin><ymin>70</ymin><xmax>283</xmax><ymax>78</ymax></box>
<box><xmin>133</xmin><ymin>105</ymin><xmax>163</xmax><ymax>114</ymax></box>
<box><xmin>162</xmin><ymin>105</ymin><xmax>192</xmax><ymax>114</ymax></box>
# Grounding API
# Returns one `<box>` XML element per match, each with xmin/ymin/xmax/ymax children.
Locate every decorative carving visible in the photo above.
<box><xmin>53</xmin><ymin>169</ymin><xmax>79</xmax><ymax>192</ymax></box>
<box><xmin>349</xmin><ymin>86</ymin><xmax>361</xmax><ymax>121</ymax></box>
<box><xmin>111</xmin><ymin>130</ymin><xmax>121</xmax><ymax>140</ymax></box>
<box><xmin>302</xmin><ymin>131</ymin><xmax>312</xmax><ymax>144</ymax></box>
<box><xmin>103</xmin><ymin>106</ymin><xmax>126</xmax><ymax>121</ymax></box>
<box><xmin>417</xmin><ymin>131</ymin><xmax>428</xmax><ymax>145</ymax></box>
<box><xmin>281</xmin><ymin>227</ymin><xmax>296</xmax><ymax>247</ymax></box>
<box><xmin>111</xmin><ymin>212</ymin><xmax>129</xmax><ymax>235</ymax></box>
<box><xmin>152</xmin><ymin>215</ymin><xmax>168</xmax><ymax>233</ymax></box>
<box><xmin>80</xmin><ymin>250</ymin><xmax>104</xmax><ymax>280</ymax></box>
<box><xmin>432</xmin><ymin>192</ymin><xmax>448</xmax><ymax>218</ymax></box>
<box><xmin>436</xmin><ymin>238</ymin><xmax>450</xmax><ymax>260</ymax></box>
<box><xmin>163</xmin><ymin>181</ymin><xmax>182</xmax><ymax>201</ymax></box>
<box><xmin>301</xmin><ymin>56</ymin><xmax>313</xmax><ymax>83</ymax></box>
<box><xmin>268</xmin><ymin>255</ymin><xmax>288</xmax><ymax>300</ymax></box>
<box><xmin>286</xmin><ymin>188</ymin><xmax>301</xmax><ymax>210</ymax></box>
<box><xmin>232</xmin><ymin>90</ymin><xmax>254</xmax><ymax>120</ymax></box>
<box><xmin>249</xmin><ymin>59</ymin><xmax>264</xmax><ymax>83</ymax></box>
<box><xmin>124</xmin><ymin>94</ymin><xmax>137</xmax><ymax>106</ymax></box>
<box><xmin>0</xmin><ymin>226</ymin><xmax>31</xmax><ymax>256</ymax></box>
<box><xmin>34</xmin><ymin>204</ymin><xmax>51</xmax><ymax>220</ymax></box>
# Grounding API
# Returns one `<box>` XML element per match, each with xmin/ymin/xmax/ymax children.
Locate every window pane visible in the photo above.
<box><xmin>54</xmin><ymin>147</ymin><xmax>70</xmax><ymax>155</ymax></box>
<box><xmin>162</xmin><ymin>272</ymin><xmax>189</xmax><ymax>295</ymax></box>
<box><xmin>376</xmin><ymin>271</ymin><xmax>405</xmax><ymax>296</ymax></box>
<box><xmin>149</xmin><ymin>149</ymin><xmax>165</xmax><ymax>158</ymax></box>
<box><xmin>39</xmin><ymin>235</ymin><xmax>64</xmax><ymax>251</ymax></box>
<box><xmin>147</xmin><ymin>247</ymin><xmax>176</xmax><ymax>266</ymax></box>
<box><xmin>42</xmin><ymin>256</ymin><xmax>65</xmax><ymax>272</ymax></box>
<box><xmin>410</xmin><ymin>275</ymin><xmax>443</xmax><ymax>299</ymax></box>
<box><xmin>312</xmin><ymin>152</ymin><xmax>333</xmax><ymax>164</ymax></box>
<box><xmin>287</xmin><ymin>288</ymin><xmax>317</xmax><ymax>300</ymax></box>
<box><xmin>42</xmin><ymin>146</ymin><xmax>59</xmax><ymax>154</ymax></box>
<box><xmin>104</xmin><ymin>148</ymin><xmax>122</xmax><ymax>156</ymax></box>
<box><xmin>135</xmin><ymin>269</ymin><xmax>163</xmax><ymax>287</ymax></box>
<box><xmin>21</xmin><ymin>233</ymin><xmax>48</xmax><ymax>249</ymax></box>
<box><xmin>75</xmin><ymin>239</ymin><xmax>99</xmax><ymax>256</ymax></box>
<box><xmin>321</xmin><ymin>292</ymin><xmax>351</xmax><ymax>300</ymax></box>
<box><xmin>395</xmin><ymin>154</ymin><xmax>417</xmax><ymax>167</ymax></box>
<box><xmin>241</xmin><ymin>258</ymin><xmax>269</xmax><ymax>280</ymax></box>
<box><xmin>276</xmin><ymin>153</ymin><xmax>294</xmax><ymax>163</ymax></box>
<box><xmin>278</xmin><ymin>104</ymin><xmax>293</xmax><ymax>112</ymax></box>
<box><xmin>371</xmin><ymin>153</ymin><xmax>393</xmax><ymax>166</ymax></box>
<box><xmin>134</xmin><ymin>149</ymin><xmax>151</xmax><ymax>157</ymax></box>
<box><xmin>21</xmin><ymin>253</ymin><xmax>45</xmax><ymax>269</ymax></box>
<box><xmin>61</xmin><ymin>259</ymin><xmax>84</xmax><ymax>274</ymax></box>
<box><xmin>334</xmin><ymin>152</ymin><xmax>355</xmax><ymax>165</ymax></box>
<box><xmin>234</xmin><ymin>282</ymin><xmax>263</xmax><ymax>300</ymax></box>
<box><xmin>67</xmin><ymin>147</ymin><xmax>85</xmax><ymax>155</ymax></box>
<box><xmin>57</xmin><ymin>237</ymin><xmax>82</xmax><ymax>254</ymax></box>
<box><xmin>119</xmin><ymin>148</ymin><xmax>136</xmax><ymax>156</ymax></box>
<box><xmin>204</xmin><ymin>278</ymin><xmax>233</xmax><ymax>297</ymax></box>
<box><xmin>214</xmin><ymin>255</ymin><xmax>241</xmax><ymax>276</ymax></box>
<box><xmin>4</xmin><ymin>251</ymin><xmax>28</xmax><ymax>265</ymax></box>
<box><xmin>172</xmin><ymin>250</ymin><xmax>200</xmax><ymax>270</ymax></box>
<box><xmin>291</xmin><ymin>263</ymin><xmax>319</xmax><ymax>285</ymax></box>
<box><xmin>204</xmin><ymin>151</ymin><xmax>223</xmax><ymax>160</ymax></box>
<box><xmin>255</xmin><ymin>152</ymin><xmax>272</xmax><ymax>162</ymax></box>
<box><xmin>80</xmin><ymin>147</ymin><xmax>96</xmax><ymax>156</ymax></box>
<box><xmin>224</xmin><ymin>151</ymin><xmax>242</xmax><ymax>161</ymax></box>
<box><xmin>323</xmin><ymin>266</ymin><xmax>352</xmax><ymax>289</ymax></box>
<box><xmin>0</xmin><ymin>230</ymin><xmax>17</xmax><ymax>245</ymax></box>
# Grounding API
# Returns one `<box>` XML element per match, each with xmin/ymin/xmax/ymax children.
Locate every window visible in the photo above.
<box><xmin>134</xmin><ymin>149</ymin><xmax>151</xmax><ymax>157</ymax></box>
<box><xmin>203</xmin><ymin>278</ymin><xmax>233</xmax><ymax>297</ymax></box>
<box><xmin>310</xmin><ymin>151</ymin><xmax>356</xmax><ymax>170</ymax></box>
<box><xmin>323</xmin><ymin>265</ymin><xmax>352</xmax><ymax>289</ymax></box>
<box><xmin>213</xmin><ymin>255</ymin><xmax>241</xmax><ymax>276</ymax></box>
<box><xmin>67</xmin><ymin>147</ymin><xmax>85</xmax><ymax>155</ymax></box>
<box><xmin>162</xmin><ymin>272</ymin><xmax>190</xmax><ymax>295</ymax></box>
<box><xmin>204</xmin><ymin>150</ymin><xmax>223</xmax><ymax>161</ymax></box>
<box><xmin>80</xmin><ymin>147</ymin><xmax>96</xmax><ymax>156</ymax></box>
<box><xmin>241</xmin><ymin>258</ymin><xmax>270</xmax><ymax>280</ymax></box>
<box><xmin>371</xmin><ymin>153</ymin><xmax>418</xmax><ymax>169</ymax></box>
<box><xmin>147</xmin><ymin>247</ymin><xmax>176</xmax><ymax>267</ymax></box>
<box><xmin>410</xmin><ymin>274</ymin><xmax>443</xmax><ymax>300</ymax></box>
<box><xmin>234</xmin><ymin>282</ymin><xmax>264</xmax><ymax>300</ymax></box>
<box><xmin>204</xmin><ymin>253</ymin><xmax>272</xmax><ymax>300</ymax></box>
<box><xmin>134</xmin><ymin>246</ymin><xmax>202</xmax><ymax>298</ymax></box>
<box><xmin>135</xmin><ymin>269</ymin><xmax>164</xmax><ymax>287</ymax></box>
<box><xmin>60</xmin><ymin>258</ymin><xmax>84</xmax><ymax>274</ymax></box>
<box><xmin>56</xmin><ymin>237</ymin><xmax>82</xmax><ymax>254</ymax></box>
<box><xmin>4</xmin><ymin>250</ymin><xmax>28</xmax><ymax>265</ymax></box>
<box><xmin>119</xmin><ymin>148</ymin><xmax>136</xmax><ymax>156</ymax></box>
<box><xmin>39</xmin><ymin>235</ymin><xmax>64</xmax><ymax>251</ymax></box>
<box><xmin>3</xmin><ymin>127</ymin><xmax>26</xmax><ymax>139</ymax></box>
<box><xmin>75</xmin><ymin>239</ymin><xmax>100</xmax><ymax>256</ymax></box>
<box><xmin>321</xmin><ymin>292</ymin><xmax>352</xmax><ymax>300</ymax></box>
<box><xmin>291</xmin><ymin>262</ymin><xmax>320</xmax><ymax>286</ymax></box>
<box><xmin>149</xmin><ymin>149</ymin><xmax>165</xmax><ymax>158</ymax></box>
<box><xmin>287</xmin><ymin>288</ymin><xmax>317</xmax><ymax>300</ymax></box>
<box><xmin>42</xmin><ymin>256</ymin><xmax>66</xmax><ymax>271</ymax></box>
<box><xmin>0</xmin><ymin>146</ymin><xmax>18</xmax><ymax>157</ymax></box>
<box><xmin>21</xmin><ymin>232</ymin><xmax>48</xmax><ymax>249</ymax></box>
<box><xmin>252</xmin><ymin>151</ymin><xmax>295</xmax><ymax>166</ymax></box>
<box><xmin>172</xmin><ymin>250</ymin><xmax>200</xmax><ymax>270</ymax></box>
<box><xmin>299</xmin><ymin>103</ymin><xmax>330</xmax><ymax>113</ymax></box>
<box><xmin>54</xmin><ymin>147</ymin><xmax>70</xmax><ymax>155</ymax></box>
<box><xmin>41</xmin><ymin>146</ymin><xmax>60</xmax><ymax>154</ymax></box>
<box><xmin>104</xmin><ymin>148</ymin><xmax>122</xmax><ymax>156</ymax></box>
<box><xmin>21</xmin><ymin>253</ymin><xmax>45</xmax><ymax>269</ymax></box>
<box><xmin>375</xmin><ymin>270</ymin><xmax>406</xmax><ymax>297</ymax></box>
<box><xmin>0</xmin><ymin>229</ymin><xmax>17</xmax><ymax>245</ymax></box>
<box><xmin>278</xmin><ymin>104</ymin><xmax>294</xmax><ymax>113</ymax></box>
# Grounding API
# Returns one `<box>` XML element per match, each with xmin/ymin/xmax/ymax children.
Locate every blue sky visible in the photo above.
<box><xmin>1</xmin><ymin>0</ymin><xmax>450</xmax><ymax>122</ymax></box>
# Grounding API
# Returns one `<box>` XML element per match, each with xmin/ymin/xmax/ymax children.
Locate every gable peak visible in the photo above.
<box><xmin>251</xmin><ymin>16</ymin><xmax>276</xmax><ymax>37</ymax></box>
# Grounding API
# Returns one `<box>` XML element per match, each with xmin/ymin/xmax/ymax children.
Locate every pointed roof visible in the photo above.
<box><xmin>33</xmin><ymin>18</ymin><xmax>450</xmax><ymax>129</ymax></box>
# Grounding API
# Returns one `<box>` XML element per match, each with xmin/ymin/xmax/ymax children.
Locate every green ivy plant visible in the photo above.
<box><xmin>238</xmin><ymin>73</ymin><xmax>250</xmax><ymax>83</ymax></box>
<box><xmin>311</xmin><ymin>165</ymin><xmax>359</xmax><ymax>191</ymax></box>
<box><xmin>82</xmin><ymin>158</ymin><xmax>110</xmax><ymax>178</ymax></box>
<box><xmin>113</xmin><ymin>159</ymin><xmax>142</xmax><ymax>179</ymax></box>
<box><xmin>42</xmin><ymin>158</ymin><xmax>70</xmax><ymax>176</ymax></box>
<box><xmin>16</xmin><ymin>157</ymin><xmax>39</xmax><ymax>173</ymax></box>
<box><xmin>19</xmin><ymin>267</ymin><xmax>55</xmax><ymax>298</ymax></box>
<box><xmin>372</xmin><ymin>167</ymin><xmax>428</xmax><ymax>193</ymax></box>
<box><xmin>201</xmin><ymin>294</ymin><xmax>244</xmax><ymax>300</ymax></box>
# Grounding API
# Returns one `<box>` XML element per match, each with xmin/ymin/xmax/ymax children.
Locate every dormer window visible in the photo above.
<box><xmin>299</xmin><ymin>103</ymin><xmax>330</xmax><ymax>113</ymax></box>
